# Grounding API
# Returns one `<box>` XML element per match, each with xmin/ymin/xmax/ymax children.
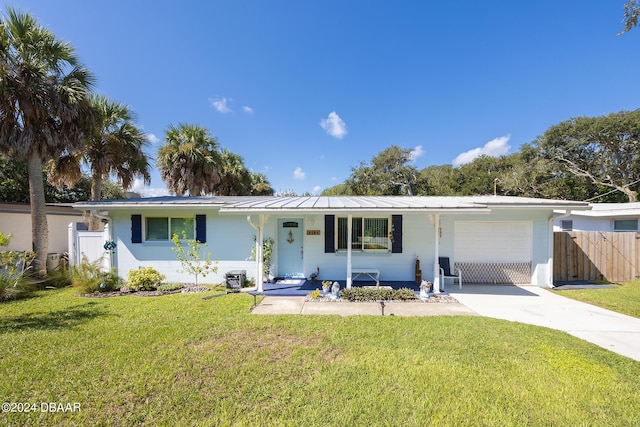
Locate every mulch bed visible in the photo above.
<box><xmin>79</xmin><ymin>284</ymin><xmax>212</xmax><ymax>298</ymax></box>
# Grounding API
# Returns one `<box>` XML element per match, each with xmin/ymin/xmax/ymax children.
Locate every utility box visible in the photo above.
<box><xmin>225</xmin><ymin>270</ymin><xmax>246</xmax><ymax>291</ymax></box>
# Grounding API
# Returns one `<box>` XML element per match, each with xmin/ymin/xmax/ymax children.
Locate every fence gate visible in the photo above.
<box><xmin>68</xmin><ymin>222</ymin><xmax>110</xmax><ymax>270</ymax></box>
<box><xmin>553</xmin><ymin>231</ymin><xmax>640</xmax><ymax>282</ymax></box>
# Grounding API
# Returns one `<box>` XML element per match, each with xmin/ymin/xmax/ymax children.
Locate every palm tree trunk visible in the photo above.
<box><xmin>27</xmin><ymin>153</ymin><xmax>49</xmax><ymax>278</ymax></box>
<box><xmin>88</xmin><ymin>174</ymin><xmax>103</xmax><ymax>230</ymax></box>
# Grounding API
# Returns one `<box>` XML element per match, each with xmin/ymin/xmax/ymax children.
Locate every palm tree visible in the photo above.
<box><xmin>250</xmin><ymin>172</ymin><xmax>275</xmax><ymax>196</ymax></box>
<box><xmin>157</xmin><ymin>124</ymin><xmax>222</xmax><ymax>196</ymax></box>
<box><xmin>0</xmin><ymin>8</ymin><xmax>95</xmax><ymax>276</ymax></box>
<box><xmin>52</xmin><ymin>95</ymin><xmax>150</xmax><ymax>229</ymax></box>
<box><xmin>217</xmin><ymin>149</ymin><xmax>252</xmax><ymax>195</ymax></box>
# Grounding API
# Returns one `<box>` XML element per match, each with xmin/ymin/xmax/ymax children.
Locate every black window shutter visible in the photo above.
<box><xmin>324</xmin><ymin>215</ymin><xmax>335</xmax><ymax>253</ymax></box>
<box><xmin>195</xmin><ymin>215</ymin><xmax>206</xmax><ymax>243</ymax></box>
<box><xmin>131</xmin><ymin>215</ymin><xmax>142</xmax><ymax>243</ymax></box>
<box><xmin>391</xmin><ymin>215</ymin><xmax>402</xmax><ymax>253</ymax></box>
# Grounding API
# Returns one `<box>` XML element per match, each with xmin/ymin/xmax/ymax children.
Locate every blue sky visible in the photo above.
<box><xmin>9</xmin><ymin>1</ymin><xmax>640</xmax><ymax>196</ymax></box>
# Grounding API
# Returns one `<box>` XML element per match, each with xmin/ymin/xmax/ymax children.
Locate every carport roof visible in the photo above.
<box><xmin>74</xmin><ymin>195</ymin><xmax>589</xmax><ymax>213</ymax></box>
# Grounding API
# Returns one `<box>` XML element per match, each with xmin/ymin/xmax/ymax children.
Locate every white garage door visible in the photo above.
<box><xmin>453</xmin><ymin>221</ymin><xmax>532</xmax><ymax>284</ymax></box>
<box><xmin>454</xmin><ymin>221</ymin><xmax>532</xmax><ymax>262</ymax></box>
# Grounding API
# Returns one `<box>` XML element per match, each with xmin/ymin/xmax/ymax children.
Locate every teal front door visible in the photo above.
<box><xmin>277</xmin><ymin>219</ymin><xmax>304</xmax><ymax>278</ymax></box>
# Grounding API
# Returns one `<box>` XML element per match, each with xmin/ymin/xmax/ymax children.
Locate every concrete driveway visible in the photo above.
<box><xmin>448</xmin><ymin>285</ymin><xmax>640</xmax><ymax>362</ymax></box>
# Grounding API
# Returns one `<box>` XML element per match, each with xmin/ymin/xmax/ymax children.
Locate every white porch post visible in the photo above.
<box><xmin>433</xmin><ymin>214</ymin><xmax>441</xmax><ymax>293</ymax></box>
<box><xmin>67</xmin><ymin>222</ymin><xmax>76</xmax><ymax>268</ymax></box>
<box><xmin>257</xmin><ymin>214</ymin><xmax>265</xmax><ymax>292</ymax></box>
<box><xmin>247</xmin><ymin>215</ymin><xmax>265</xmax><ymax>292</ymax></box>
<box><xmin>346</xmin><ymin>213</ymin><xmax>353</xmax><ymax>288</ymax></box>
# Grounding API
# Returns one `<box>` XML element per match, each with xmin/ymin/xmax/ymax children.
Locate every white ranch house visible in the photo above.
<box><xmin>74</xmin><ymin>196</ymin><xmax>589</xmax><ymax>292</ymax></box>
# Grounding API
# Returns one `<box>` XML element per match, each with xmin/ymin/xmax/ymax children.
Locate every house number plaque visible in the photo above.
<box><xmin>306</xmin><ymin>230</ymin><xmax>320</xmax><ymax>235</ymax></box>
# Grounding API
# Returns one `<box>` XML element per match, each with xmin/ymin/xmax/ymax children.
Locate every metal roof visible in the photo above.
<box><xmin>73</xmin><ymin>195</ymin><xmax>589</xmax><ymax>213</ymax></box>
<box><xmin>566</xmin><ymin>202</ymin><xmax>640</xmax><ymax>217</ymax></box>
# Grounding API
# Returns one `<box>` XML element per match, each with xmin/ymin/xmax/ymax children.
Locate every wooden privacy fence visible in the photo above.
<box><xmin>554</xmin><ymin>231</ymin><xmax>640</xmax><ymax>282</ymax></box>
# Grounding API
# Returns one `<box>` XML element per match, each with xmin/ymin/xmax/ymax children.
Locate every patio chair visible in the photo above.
<box><xmin>439</xmin><ymin>257</ymin><xmax>462</xmax><ymax>290</ymax></box>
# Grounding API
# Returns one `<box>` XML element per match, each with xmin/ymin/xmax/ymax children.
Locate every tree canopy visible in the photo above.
<box><xmin>157</xmin><ymin>123</ymin><xmax>273</xmax><ymax>197</ymax></box>
<box><xmin>534</xmin><ymin>110</ymin><xmax>640</xmax><ymax>202</ymax></box>
<box><xmin>620</xmin><ymin>0</ymin><xmax>640</xmax><ymax>35</ymax></box>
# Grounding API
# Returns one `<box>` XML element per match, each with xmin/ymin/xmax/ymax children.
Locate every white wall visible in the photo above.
<box><xmin>108</xmin><ymin>206</ymin><xmax>556</xmax><ymax>286</ymax></box>
<box><xmin>300</xmin><ymin>213</ymin><xmax>435</xmax><ymax>282</ymax></box>
<box><xmin>0</xmin><ymin>209</ymin><xmax>83</xmax><ymax>255</ymax></box>
<box><xmin>441</xmin><ymin>208</ymin><xmax>553</xmax><ymax>286</ymax></box>
<box><xmin>553</xmin><ymin>216</ymin><xmax>614</xmax><ymax>232</ymax></box>
<box><xmin>111</xmin><ymin>209</ymin><xmax>258</xmax><ymax>284</ymax></box>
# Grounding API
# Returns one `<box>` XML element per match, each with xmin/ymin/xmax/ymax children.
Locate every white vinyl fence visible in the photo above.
<box><xmin>68</xmin><ymin>222</ymin><xmax>111</xmax><ymax>271</ymax></box>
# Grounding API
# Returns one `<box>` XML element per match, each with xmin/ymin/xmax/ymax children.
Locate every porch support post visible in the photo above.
<box><xmin>68</xmin><ymin>222</ymin><xmax>76</xmax><ymax>268</ymax></box>
<box><xmin>346</xmin><ymin>213</ymin><xmax>353</xmax><ymax>288</ymax></box>
<box><xmin>247</xmin><ymin>215</ymin><xmax>266</xmax><ymax>292</ymax></box>
<box><xmin>257</xmin><ymin>214</ymin><xmax>265</xmax><ymax>292</ymax></box>
<box><xmin>433</xmin><ymin>214</ymin><xmax>441</xmax><ymax>293</ymax></box>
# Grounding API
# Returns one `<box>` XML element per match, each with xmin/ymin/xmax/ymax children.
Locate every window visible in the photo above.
<box><xmin>614</xmin><ymin>219</ymin><xmax>638</xmax><ymax>232</ymax></box>
<box><xmin>560</xmin><ymin>220</ymin><xmax>573</xmax><ymax>231</ymax></box>
<box><xmin>145</xmin><ymin>217</ymin><xmax>194</xmax><ymax>241</ymax></box>
<box><xmin>337</xmin><ymin>217</ymin><xmax>390</xmax><ymax>252</ymax></box>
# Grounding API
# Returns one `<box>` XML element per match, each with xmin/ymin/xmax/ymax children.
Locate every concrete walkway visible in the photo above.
<box><xmin>251</xmin><ymin>296</ymin><xmax>477</xmax><ymax>317</ymax></box>
<box><xmin>251</xmin><ymin>285</ymin><xmax>640</xmax><ymax>361</ymax></box>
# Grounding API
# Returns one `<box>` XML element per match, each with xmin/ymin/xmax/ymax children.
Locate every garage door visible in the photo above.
<box><xmin>453</xmin><ymin>221</ymin><xmax>532</xmax><ymax>283</ymax></box>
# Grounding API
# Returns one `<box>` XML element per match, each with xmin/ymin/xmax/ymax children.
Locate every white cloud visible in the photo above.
<box><xmin>320</xmin><ymin>111</ymin><xmax>347</xmax><ymax>139</ymax></box>
<box><xmin>210</xmin><ymin>97</ymin><xmax>232</xmax><ymax>113</ymax></box>
<box><xmin>312</xmin><ymin>185</ymin><xmax>321</xmax><ymax>195</ymax></box>
<box><xmin>242</xmin><ymin>106</ymin><xmax>254</xmax><ymax>114</ymax></box>
<box><xmin>452</xmin><ymin>134</ymin><xmax>511</xmax><ymax>167</ymax></box>
<box><xmin>409</xmin><ymin>145</ymin><xmax>425</xmax><ymax>161</ymax></box>
<box><xmin>293</xmin><ymin>167</ymin><xmax>306</xmax><ymax>180</ymax></box>
<box><xmin>146</xmin><ymin>133</ymin><xmax>160</xmax><ymax>144</ymax></box>
<box><xmin>129</xmin><ymin>178</ymin><xmax>170</xmax><ymax>198</ymax></box>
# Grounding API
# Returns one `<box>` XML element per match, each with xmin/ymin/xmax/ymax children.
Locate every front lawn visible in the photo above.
<box><xmin>554</xmin><ymin>280</ymin><xmax>640</xmax><ymax>318</ymax></box>
<box><xmin>1</xmin><ymin>288</ymin><xmax>639</xmax><ymax>426</ymax></box>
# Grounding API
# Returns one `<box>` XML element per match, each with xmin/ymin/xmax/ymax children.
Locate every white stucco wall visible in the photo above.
<box><xmin>553</xmin><ymin>216</ymin><xmax>627</xmax><ymax>232</ymax></box>
<box><xmin>0</xmin><ymin>209</ymin><xmax>83</xmax><ymax>255</ymax></box>
<box><xmin>107</xmin><ymin>206</ymin><xmax>556</xmax><ymax>287</ymax></box>
<box><xmin>440</xmin><ymin>208</ymin><xmax>553</xmax><ymax>286</ymax></box>
<box><xmin>299</xmin><ymin>213</ymin><xmax>435</xmax><ymax>282</ymax></box>
<box><xmin>110</xmin><ymin>209</ymin><xmax>260</xmax><ymax>284</ymax></box>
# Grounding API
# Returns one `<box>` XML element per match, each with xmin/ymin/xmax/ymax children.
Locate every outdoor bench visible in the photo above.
<box><xmin>351</xmin><ymin>268</ymin><xmax>380</xmax><ymax>285</ymax></box>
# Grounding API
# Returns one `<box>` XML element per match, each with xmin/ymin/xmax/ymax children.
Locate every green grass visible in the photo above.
<box><xmin>554</xmin><ymin>280</ymin><xmax>640</xmax><ymax>318</ymax></box>
<box><xmin>1</xmin><ymin>288</ymin><xmax>639</xmax><ymax>426</ymax></box>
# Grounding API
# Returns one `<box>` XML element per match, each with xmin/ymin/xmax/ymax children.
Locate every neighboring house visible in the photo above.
<box><xmin>74</xmin><ymin>196</ymin><xmax>589</xmax><ymax>290</ymax></box>
<box><xmin>0</xmin><ymin>203</ymin><xmax>86</xmax><ymax>256</ymax></box>
<box><xmin>554</xmin><ymin>202</ymin><xmax>640</xmax><ymax>232</ymax></box>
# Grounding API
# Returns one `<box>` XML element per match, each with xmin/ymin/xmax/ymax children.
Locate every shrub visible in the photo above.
<box><xmin>101</xmin><ymin>269</ymin><xmax>124</xmax><ymax>291</ymax></box>
<box><xmin>394</xmin><ymin>288</ymin><xmax>419</xmax><ymax>300</ymax></box>
<box><xmin>340</xmin><ymin>287</ymin><xmax>418</xmax><ymax>301</ymax></box>
<box><xmin>42</xmin><ymin>258</ymin><xmax>72</xmax><ymax>289</ymax></box>
<box><xmin>127</xmin><ymin>267</ymin><xmax>165</xmax><ymax>291</ymax></box>
<box><xmin>157</xmin><ymin>282</ymin><xmax>184</xmax><ymax>292</ymax></box>
<box><xmin>71</xmin><ymin>258</ymin><xmax>123</xmax><ymax>294</ymax></box>
<box><xmin>0</xmin><ymin>271</ymin><xmax>33</xmax><ymax>302</ymax></box>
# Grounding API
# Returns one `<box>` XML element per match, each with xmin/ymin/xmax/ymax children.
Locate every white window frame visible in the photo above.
<box><xmin>145</xmin><ymin>217</ymin><xmax>195</xmax><ymax>242</ymax></box>
<box><xmin>336</xmin><ymin>216</ymin><xmax>391</xmax><ymax>253</ymax></box>
<box><xmin>613</xmin><ymin>219</ymin><xmax>638</xmax><ymax>232</ymax></box>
